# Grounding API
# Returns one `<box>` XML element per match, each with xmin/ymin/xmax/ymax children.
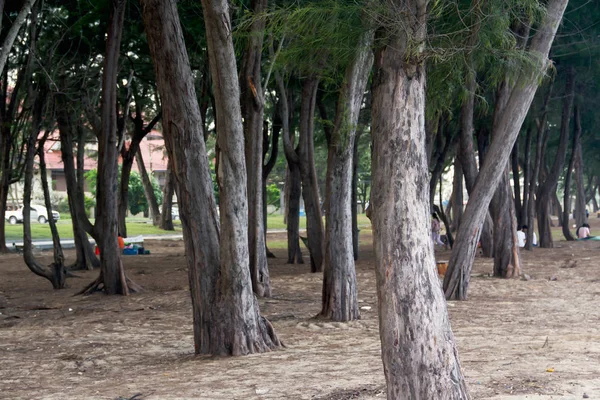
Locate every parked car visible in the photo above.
<box><xmin>171</xmin><ymin>206</ymin><xmax>179</xmax><ymax>221</ymax></box>
<box><xmin>31</xmin><ymin>205</ymin><xmax>60</xmax><ymax>224</ymax></box>
<box><xmin>5</xmin><ymin>204</ymin><xmax>59</xmax><ymax>224</ymax></box>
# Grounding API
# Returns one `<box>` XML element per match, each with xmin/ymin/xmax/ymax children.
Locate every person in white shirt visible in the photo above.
<box><xmin>517</xmin><ymin>227</ymin><xmax>526</xmax><ymax>247</ymax></box>
<box><xmin>517</xmin><ymin>225</ymin><xmax>537</xmax><ymax>247</ymax></box>
<box><xmin>577</xmin><ymin>223</ymin><xmax>591</xmax><ymax>239</ymax></box>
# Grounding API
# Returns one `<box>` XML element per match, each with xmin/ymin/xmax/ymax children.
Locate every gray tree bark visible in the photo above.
<box><xmin>298</xmin><ymin>78</ymin><xmax>325</xmax><ymax>273</ymax></box>
<box><xmin>159</xmin><ymin>162</ymin><xmax>175</xmax><ymax>231</ymax></box>
<box><xmin>371</xmin><ymin>1</ymin><xmax>468</xmax><ymax>397</ymax></box>
<box><xmin>444</xmin><ymin>0</ymin><xmax>569</xmax><ymax>300</ymax></box>
<box><xmin>141</xmin><ymin>0</ymin><xmax>280</xmax><ymax>355</ymax></box>
<box><xmin>240</xmin><ymin>0</ymin><xmax>271</xmax><ymax>297</ymax></box>
<box><xmin>275</xmin><ymin>78</ymin><xmax>304</xmax><ymax>265</ymax></box>
<box><xmin>79</xmin><ymin>0</ymin><xmax>138</xmax><ymax>295</ymax></box>
<box><xmin>0</xmin><ymin>0</ymin><xmax>37</xmax><ymax>76</ymax></box>
<box><xmin>526</xmin><ymin>78</ymin><xmax>555</xmax><ymax>250</ymax></box>
<box><xmin>573</xmin><ymin>103</ymin><xmax>587</xmax><ymax>227</ymax></box>
<box><xmin>319</xmin><ymin>31</ymin><xmax>373</xmax><ymax>322</ymax></box>
<box><xmin>135</xmin><ymin>149</ymin><xmax>162</xmax><ymax>224</ymax></box>
<box><xmin>537</xmin><ymin>66</ymin><xmax>575</xmax><ymax>248</ymax></box>
<box><xmin>22</xmin><ymin>83</ymin><xmax>66</xmax><ymax>289</ymax></box>
<box><xmin>56</xmin><ymin>95</ymin><xmax>98</xmax><ymax>270</ymax></box>
<box><xmin>451</xmin><ymin>157</ymin><xmax>464</xmax><ymax>232</ymax></box>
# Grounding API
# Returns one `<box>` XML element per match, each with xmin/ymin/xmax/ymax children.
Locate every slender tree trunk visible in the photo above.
<box><xmin>135</xmin><ymin>149</ymin><xmax>161</xmax><ymax>225</ymax></box>
<box><xmin>522</xmin><ymin>123</ymin><xmax>533</xmax><ymax>226</ymax></box>
<box><xmin>561</xmin><ymin>105</ymin><xmax>579</xmax><ymax>240</ymax></box>
<box><xmin>297</xmin><ymin>78</ymin><xmax>325</xmax><ymax>273</ymax></box>
<box><xmin>286</xmin><ymin>164</ymin><xmax>303</xmax><ymax>264</ymax></box>
<box><xmin>573</xmin><ymin>103</ymin><xmax>586</xmax><ymax>227</ymax></box>
<box><xmin>371</xmin><ymin>1</ymin><xmax>468</xmax><ymax>396</ymax></box>
<box><xmin>275</xmin><ymin>78</ymin><xmax>304</xmax><ymax>265</ymax></box>
<box><xmin>511</xmin><ymin>139</ymin><xmax>523</xmax><ymax>226</ymax></box>
<box><xmin>240</xmin><ymin>0</ymin><xmax>270</xmax><ymax>297</ymax></box>
<box><xmin>351</xmin><ymin>127</ymin><xmax>361</xmax><ymax>260</ymax></box>
<box><xmin>526</xmin><ymin>79</ymin><xmax>554</xmax><ymax>250</ymax></box>
<box><xmin>159</xmin><ymin>163</ymin><xmax>175</xmax><ymax>230</ymax></box>
<box><xmin>38</xmin><ymin>132</ymin><xmax>67</xmax><ymax>286</ymax></box>
<box><xmin>429</xmin><ymin>118</ymin><xmax>457</xmax><ymax>207</ymax></box>
<box><xmin>451</xmin><ymin>157</ymin><xmax>464</xmax><ymax>232</ymax></box>
<box><xmin>489</xmin><ymin>82</ymin><xmax>522</xmax><ymax>277</ymax></box>
<box><xmin>56</xmin><ymin>93</ymin><xmax>98</xmax><ymax>270</ymax></box>
<box><xmin>458</xmin><ymin>67</ymin><xmax>494</xmax><ymax>257</ymax></box>
<box><xmin>0</xmin><ymin>137</ymin><xmax>10</xmax><ymax>253</ymax></box>
<box><xmin>118</xmin><ymin>141</ymin><xmax>138</xmax><ymax>237</ymax></box>
<box><xmin>537</xmin><ymin>66</ymin><xmax>575</xmax><ymax>248</ymax></box>
<box><xmin>319</xmin><ymin>31</ymin><xmax>373</xmax><ymax>322</ymax></box>
<box><xmin>444</xmin><ymin>0</ymin><xmax>568</xmax><ymax>300</ymax></box>
<box><xmin>22</xmin><ymin>91</ymin><xmax>66</xmax><ymax>289</ymax></box>
<box><xmin>142</xmin><ymin>0</ymin><xmax>280</xmax><ymax>355</ymax></box>
<box><xmin>0</xmin><ymin>0</ymin><xmax>37</xmax><ymax>77</ymax></box>
<box><xmin>263</xmin><ymin>111</ymin><xmax>280</xmax><ymax>259</ymax></box>
<box><xmin>490</xmin><ymin>168</ymin><xmax>521</xmax><ymax>277</ymax></box>
<box><xmin>80</xmin><ymin>0</ymin><xmax>138</xmax><ymax>295</ymax></box>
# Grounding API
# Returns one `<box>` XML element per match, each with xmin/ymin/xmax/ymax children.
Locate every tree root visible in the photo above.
<box><xmin>75</xmin><ymin>271</ymin><xmax>142</xmax><ymax>296</ymax></box>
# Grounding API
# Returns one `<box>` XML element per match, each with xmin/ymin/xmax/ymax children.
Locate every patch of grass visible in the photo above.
<box><xmin>4</xmin><ymin>213</ymin><xmax>374</xmax><ymax>241</ymax></box>
<box><xmin>265</xmin><ymin>213</ymin><xmax>371</xmax><ymax>230</ymax></box>
<box><xmin>4</xmin><ymin>220</ymin><xmax>182</xmax><ymax>241</ymax></box>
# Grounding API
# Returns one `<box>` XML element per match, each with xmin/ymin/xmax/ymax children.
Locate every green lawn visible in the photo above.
<box><xmin>4</xmin><ymin>214</ymin><xmax>373</xmax><ymax>241</ymax></box>
<box><xmin>265</xmin><ymin>213</ymin><xmax>372</xmax><ymax>230</ymax></box>
<box><xmin>4</xmin><ymin>220</ymin><xmax>183</xmax><ymax>241</ymax></box>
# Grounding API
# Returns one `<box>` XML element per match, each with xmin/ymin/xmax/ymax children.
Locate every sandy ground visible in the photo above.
<box><xmin>1</xmin><ymin>227</ymin><xmax>600</xmax><ymax>400</ymax></box>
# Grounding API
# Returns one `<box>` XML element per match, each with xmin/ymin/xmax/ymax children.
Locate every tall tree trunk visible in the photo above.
<box><xmin>298</xmin><ymin>77</ymin><xmax>325</xmax><ymax>273</ymax></box>
<box><xmin>286</xmin><ymin>164</ymin><xmax>303</xmax><ymax>264</ymax></box>
<box><xmin>537</xmin><ymin>67</ymin><xmax>575</xmax><ymax>248</ymax></box>
<box><xmin>526</xmin><ymin>79</ymin><xmax>555</xmax><ymax>250</ymax></box>
<box><xmin>118</xmin><ymin>140</ymin><xmax>138</xmax><ymax>237</ymax></box>
<box><xmin>80</xmin><ymin>0</ymin><xmax>137</xmax><ymax>295</ymax></box>
<box><xmin>351</xmin><ymin>127</ymin><xmax>361</xmax><ymax>260</ymax></box>
<box><xmin>561</xmin><ymin>104</ymin><xmax>579</xmax><ymax>240</ymax></box>
<box><xmin>0</xmin><ymin>135</ymin><xmax>10</xmax><ymax>253</ymax></box>
<box><xmin>0</xmin><ymin>0</ymin><xmax>37</xmax><ymax>77</ymax></box>
<box><xmin>490</xmin><ymin>168</ymin><xmax>521</xmax><ymax>277</ymax></box>
<box><xmin>22</xmin><ymin>91</ymin><xmax>66</xmax><ymax>289</ymax></box>
<box><xmin>573</xmin><ymin>103</ymin><xmax>586</xmax><ymax>227</ymax></box>
<box><xmin>159</xmin><ymin>163</ymin><xmax>175</xmax><ymax>230</ymax></box>
<box><xmin>371</xmin><ymin>1</ymin><xmax>468</xmax><ymax>396</ymax></box>
<box><xmin>444</xmin><ymin>0</ymin><xmax>568</xmax><ymax>300</ymax></box>
<box><xmin>457</xmin><ymin>58</ymin><xmax>494</xmax><ymax>258</ymax></box>
<box><xmin>429</xmin><ymin>118</ymin><xmax>457</xmax><ymax>207</ymax></box>
<box><xmin>511</xmin><ymin>138</ymin><xmax>523</xmax><ymax>226</ymax></box>
<box><xmin>263</xmin><ymin>112</ymin><xmax>280</xmax><ymax>258</ymax></box>
<box><xmin>135</xmin><ymin>149</ymin><xmax>161</xmax><ymax>225</ymax></box>
<box><xmin>142</xmin><ymin>0</ymin><xmax>280</xmax><ymax>355</ymax></box>
<box><xmin>451</xmin><ymin>157</ymin><xmax>464</xmax><ymax>232</ymax></box>
<box><xmin>38</xmin><ymin>132</ymin><xmax>67</xmax><ymax>286</ymax></box>
<box><xmin>276</xmin><ymin>77</ymin><xmax>304</xmax><ymax>265</ymax></box>
<box><xmin>56</xmin><ymin>97</ymin><xmax>98</xmax><ymax>270</ymax></box>
<box><xmin>522</xmin><ymin>122</ymin><xmax>533</xmax><ymax>226</ymax></box>
<box><xmin>319</xmin><ymin>31</ymin><xmax>373</xmax><ymax>322</ymax></box>
<box><xmin>240</xmin><ymin>0</ymin><xmax>270</xmax><ymax>297</ymax></box>
<box><xmin>489</xmin><ymin>82</ymin><xmax>522</xmax><ymax>278</ymax></box>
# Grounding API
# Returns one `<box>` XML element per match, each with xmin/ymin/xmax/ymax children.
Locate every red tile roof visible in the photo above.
<box><xmin>41</xmin><ymin>130</ymin><xmax>169</xmax><ymax>173</ymax></box>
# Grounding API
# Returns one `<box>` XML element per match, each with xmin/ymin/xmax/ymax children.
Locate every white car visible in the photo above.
<box><xmin>5</xmin><ymin>205</ymin><xmax>60</xmax><ymax>224</ymax></box>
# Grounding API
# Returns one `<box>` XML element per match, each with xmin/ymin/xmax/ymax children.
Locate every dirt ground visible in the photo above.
<box><xmin>1</xmin><ymin>224</ymin><xmax>600</xmax><ymax>400</ymax></box>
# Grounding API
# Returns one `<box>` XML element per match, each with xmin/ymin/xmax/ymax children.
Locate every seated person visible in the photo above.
<box><xmin>577</xmin><ymin>223</ymin><xmax>591</xmax><ymax>239</ymax></box>
<box><xmin>517</xmin><ymin>225</ymin><xmax>537</xmax><ymax>247</ymax></box>
<box><xmin>517</xmin><ymin>226</ymin><xmax>526</xmax><ymax>248</ymax></box>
